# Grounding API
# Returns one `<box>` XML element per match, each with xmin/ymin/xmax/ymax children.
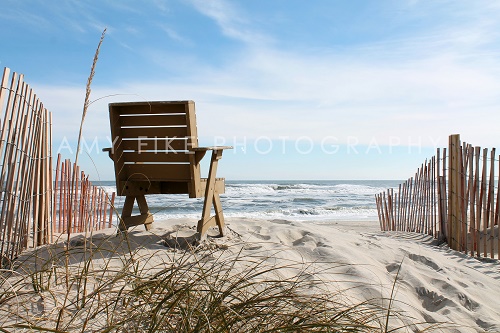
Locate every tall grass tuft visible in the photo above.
<box><xmin>1</xmin><ymin>233</ymin><xmax>390</xmax><ymax>332</ymax></box>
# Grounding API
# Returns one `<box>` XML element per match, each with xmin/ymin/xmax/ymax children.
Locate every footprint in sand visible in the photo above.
<box><xmin>271</xmin><ymin>219</ymin><xmax>293</xmax><ymax>225</ymax></box>
<box><xmin>243</xmin><ymin>244</ymin><xmax>263</xmax><ymax>251</ymax></box>
<box><xmin>408</xmin><ymin>253</ymin><xmax>441</xmax><ymax>272</ymax></box>
<box><xmin>249</xmin><ymin>226</ymin><xmax>271</xmax><ymax>240</ymax></box>
<box><xmin>385</xmin><ymin>262</ymin><xmax>401</xmax><ymax>273</ymax></box>
<box><xmin>457</xmin><ymin>292</ymin><xmax>479</xmax><ymax>311</ymax></box>
<box><xmin>415</xmin><ymin>287</ymin><xmax>451</xmax><ymax>312</ymax></box>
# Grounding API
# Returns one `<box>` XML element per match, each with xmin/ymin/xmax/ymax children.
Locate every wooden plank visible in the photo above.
<box><xmin>398</xmin><ymin>183</ymin><xmax>404</xmax><ymax>231</ymax></box>
<box><xmin>120</xmin><ymin>196</ymin><xmax>135</xmax><ymax>224</ymax></box>
<box><xmin>122</xmin><ymin>213</ymin><xmax>154</xmax><ymax>229</ymax></box>
<box><xmin>495</xmin><ymin>158</ymin><xmax>500</xmax><ymax>260</ymax></box>
<box><xmin>120</xmin><ymin>114</ymin><xmax>187</xmax><ymax>127</ymax></box>
<box><xmin>390</xmin><ymin>188</ymin><xmax>395</xmax><ymax>230</ymax></box>
<box><xmin>416</xmin><ymin>165</ymin><xmax>425</xmax><ymax>233</ymax></box>
<box><xmin>53</xmin><ymin>156</ymin><xmax>61</xmax><ymax>234</ymax></box>
<box><xmin>376</xmin><ymin>195</ymin><xmax>383</xmax><ymax>230</ymax></box>
<box><xmin>425</xmin><ymin>162</ymin><xmax>430</xmax><ymax>234</ymax></box>
<box><xmin>467</xmin><ymin>147</ymin><xmax>475</xmax><ymax>256</ymax></box>
<box><xmin>387</xmin><ymin>189</ymin><xmax>393</xmax><ymax>230</ymax></box>
<box><xmin>110</xmin><ymin>101</ymin><xmax>191</xmax><ymax>115</ymax></box>
<box><xmin>395</xmin><ymin>185</ymin><xmax>400</xmax><ymax>230</ymax></box>
<box><xmin>122</xmin><ymin>151</ymin><xmax>191</xmax><ymax>163</ymax></box>
<box><xmin>480</xmin><ymin>148</ymin><xmax>488</xmax><ymax>257</ymax></box>
<box><xmin>212</xmin><ymin>191</ymin><xmax>225</xmax><ymax>236</ymax></box>
<box><xmin>416</xmin><ymin>168</ymin><xmax>424</xmax><ymax>232</ymax></box>
<box><xmin>120</xmin><ymin>126</ymin><xmax>187</xmax><ymax>139</ymax></box>
<box><xmin>431</xmin><ymin>156</ymin><xmax>437</xmax><ymax>237</ymax></box>
<box><xmin>407</xmin><ymin>177</ymin><xmax>414</xmax><ymax>232</ymax></box>
<box><xmin>403</xmin><ymin>181</ymin><xmax>409</xmax><ymax>232</ymax></box>
<box><xmin>381</xmin><ymin>194</ymin><xmax>388</xmax><ymax>230</ymax></box>
<box><xmin>99</xmin><ymin>190</ymin><xmax>107</xmax><ymax>230</ymax></box>
<box><xmin>382</xmin><ymin>192</ymin><xmax>389</xmax><ymax>231</ymax></box>
<box><xmin>29</xmin><ymin>97</ymin><xmax>43</xmax><ymax>241</ymax></box>
<box><xmin>109</xmin><ymin>103</ymin><xmax>124</xmax><ymax>191</ymax></box>
<box><xmin>488</xmin><ymin>148</ymin><xmax>496</xmax><ymax>258</ymax></box>
<box><xmin>448</xmin><ymin>134</ymin><xmax>461</xmax><ymax>251</ymax></box>
<box><xmin>98</xmin><ymin>190</ymin><xmax>105</xmax><ymax>229</ymax></box>
<box><xmin>186</xmin><ymin>102</ymin><xmax>202</xmax><ymax>197</ymax></box>
<box><xmin>58</xmin><ymin>159</ymin><xmax>65</xmax><ymax>232</ymax></box>
<box><xmin>0</xmin><ymin>74</ymin><xmax>25</xmax><ymax>258</ymax></box>
<box><xmin>120</xmin><ymin>138</ymin><xmax>190</xmax><ymax>151</ymax></box>
<box><xmin>0</xmin><ymin>68</ymin><xmax>12</xmax><ymax>161</ymax></box>
<box><xmin>38</xmin><ymin>108</ymin><xmax>48</xmax><ymax>244</ymax></box>
<box><xmin>442</xmin><ymin>148</ymin><xmax>447</xmax><ymax>238</ymax></box>
<box><xmin>6</xmin><ymin>83</ymin><xmax>32</xmax><ymax>257</ymax></box>
<box><xmin>198</xmin><ymin>150</ymin><xmax>221</xmax><ymax>235</ymax></box>
<box><xmin>48</xmin><ymin>112</ymin><xmax>53</xmax><ymax>242</ymax></box>
<box><xmin>34</xmin><ymin>105</ymin><xmax>44</xmax><ymax>245</ymax></box>
<box><xmin>409</xmin><ymin>175</ymin><xmax>416</xmax><ymax>231</ymax></box>
<box><xmin>473</xmin><ymin>147</ymin><xmax>480</xmax><ymax>255</ymax></box>
<box><xmin>108</xmin><ymin>192</ymin><xmax>116</xmax><ymax>228</ymax></box>
<box><xmin>0</xmin><ymin>67</ymin><xmax>10</xmax><ymax>108</ymax></box>
<box><xmin>497</xmin><ymin>158</ymin><xmax>500</xmax><ymax>260</ymax></box>
<box><xmin>0</xmin><ymin>73</ymin><xmax>22</xmax><ymax>248</ymax></box>
<box><xmin>185</xmin><ymin>101</ymin><xmax>199</xmax><ymax>146</ymax></box>
<box><xmin>436</xmin><ymin>149</ymin><xmax>443</xmax><ymax>237</ymax></box>
<box><xmin>460</xmin><ymin>145</ymin><xmax>468</xmax><ymax>252</ymax></box>
<box><xmin>121</xmin><ymin>163</ymin><xmax>191</xmax><ymax>181</ymax></box>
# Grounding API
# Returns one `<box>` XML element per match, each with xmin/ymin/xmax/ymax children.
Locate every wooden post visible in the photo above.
<box><xmin>388</xmin><ymin>189</ymin><xmax>394</xmax><ymax>230</ymax></box>
<box><xmin>459</xmin><ymin>145</ymin><xmax>467</xmax><ymax>253</ymax></box>
<box><xmin>481</xmin><ymin>148</ymin><xmax>487</xmax><ymax>257</ymax></box>
<box><xmin>474</xmin><ymin>147</ymin><xmax>481</xmax><ymax>256</ymax></box>
<box><xmin>448</xmin><ymin>134</ymin><xmax>461</xmax><ymax>251</ymax></box>
<box><xmin>488</xmin><ymin>148</ymin><xmax>496</xmax><ymax>258</ymax></box>
<box><xmin>397</xmin><ymin>184</ymin><xmax>402</xmax><ymax>231</ymax></box>
<box><xmin>497</xmin><ymin>158</ymin><xmax>500</xmax><ymax>260</ymax></box>
<box><xmin>437</xmin><ymin>149</ymin><xmax>442</xmax><ymax>237</ymax></box>
<box><xmin>376</xmin><ymin>195</ymin><xmax>383</xmax><ymax>230</ymax></box>
<box><xmin>401</xmin><ymin>181</ymin><xmax>408</xmax><ymax>232</ymax></box>
<box><xmin>468</xmin><ymin>147</ymin><xmax>476</xmax><ymax>256</ymax></box>
<box><xmin>108</xmin><ymin>192</ymin><xmax>115</xmax><ymax>228</ymax></box>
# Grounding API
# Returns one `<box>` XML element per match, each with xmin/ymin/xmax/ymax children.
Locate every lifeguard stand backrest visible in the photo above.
<box><xmin>108</xmin><ymin>101</ymin><xmax>201</xmax><ymax>197</ymax></box>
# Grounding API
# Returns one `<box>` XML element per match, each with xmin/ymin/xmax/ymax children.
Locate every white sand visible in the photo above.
<box><xmin>155</xmin><ymin>218</ymin><xmax>500</xmax><ymax>332</ymax></box>
<box><xmin>9</xmin><ymin>217</ymin><xmax>500</xmax><ymax>332</ymax></box>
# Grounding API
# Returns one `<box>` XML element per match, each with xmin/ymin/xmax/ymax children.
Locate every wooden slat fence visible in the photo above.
<box><xmin>0</xmin><ymin>67</ymin><xmax>116</xmax><ymax>269</ymax></box>
<box><xmin>0</xmin><ymin>68</ymin><xmax>53</xmax><ymax>267</ymax></box>
<box><xmin>53</xmin><ymin>153</ymin><xmax>115</xmax><ymax>235</ymax></box>
<box><xmin>376</xmin><ymin>152</ymin><xmax>446</xmax><ymax>239</ymax></box>
<box><xmin>376</xmin><ymin>134</ymin><xmax>500</xmax><ymax>260</ymax></box>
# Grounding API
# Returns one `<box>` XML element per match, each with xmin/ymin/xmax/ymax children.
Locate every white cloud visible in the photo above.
<box><xmin>187</xmin><ymin>0</ymin><xmax>271</xmax><ymax>45</ymax></box>
<box><xmin>21</xmin><ymin>1</ymin><xmax>500</xmax><ymax>180</ymax></box>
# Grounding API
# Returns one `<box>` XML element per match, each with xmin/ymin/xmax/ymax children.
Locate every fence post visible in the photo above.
<box><xmin>448</xmin><ymin>134</ymin><xmax>461</xmax><ymax>251</ymax></box>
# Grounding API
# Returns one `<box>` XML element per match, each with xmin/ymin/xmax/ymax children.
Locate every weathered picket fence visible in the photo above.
<box><xmin>375</xmin><ymin>151</ymin><xmax>446</xmax><ymax>239</ymax></box>
<box><xmin>376</xmin><ymin>134</ymin><xmax>499</xmax><ymax>259</ymax></box>
<box><xmin>0</xmin><ymin>68</ymin><xmax>53</xmax><ymax>267</ymax></box>
<box><xmin>53</xmin><ymin>154</ymin><xmax>115</xmax><ymax>235</ymax></box>
<box><xmin>0</xmin><ymin>67</ymin><xmax>116</xmax><ymax>268</ymax></box>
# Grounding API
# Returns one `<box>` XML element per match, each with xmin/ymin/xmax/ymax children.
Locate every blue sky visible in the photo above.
<box><xmin>1</xmin><ymin>0</ymin><xmax>500</xmax><ymax>180</ymax></box>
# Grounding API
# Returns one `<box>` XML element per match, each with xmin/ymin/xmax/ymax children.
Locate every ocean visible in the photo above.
<box><xmin>95</xmin><ymin>180</ymin><xmax>400</xmax><ymax>223</ymax></box>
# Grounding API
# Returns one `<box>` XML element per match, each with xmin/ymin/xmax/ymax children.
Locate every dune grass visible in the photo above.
<box><xmin>0</xmin><ymin>230</ymin><xmax>392</xmax><ymax>332</ymax></box>
<box><xmin>0</xmin><ymin>226</ymin><xmax>459</xmax><ymax>332</ymax></box>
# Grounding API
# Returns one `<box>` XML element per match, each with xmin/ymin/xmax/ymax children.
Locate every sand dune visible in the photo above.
<box><xmin>7</xmin><ymin>217</ymin><xmax>500</xmax><ymax>332</ymax></box>
<box><xmin>161</xmin><ymin>218</ymin><xmax>500</xmax><ymax>332</ymax></box>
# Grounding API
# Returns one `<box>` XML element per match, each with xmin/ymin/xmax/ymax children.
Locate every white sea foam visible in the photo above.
<box><xmin>94</xmin><ymin>180</ymin><xmax>398</xmax><ymax>223</ymax></box>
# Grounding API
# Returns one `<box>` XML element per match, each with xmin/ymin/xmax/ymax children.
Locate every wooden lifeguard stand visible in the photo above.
<box><xmin>103</xmin><ymin>101</ymin><xmax>231</xmax><ymax>236</ymax></box>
